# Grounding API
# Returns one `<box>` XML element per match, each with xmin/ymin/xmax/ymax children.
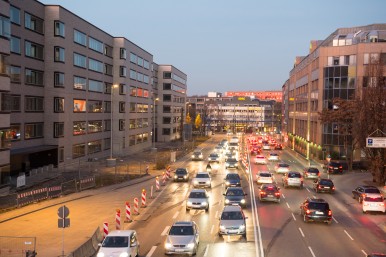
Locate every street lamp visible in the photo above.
<box><xmin>107</xmin><ymin>84</ymin><xmax>118</xmax><ymax>166</ymax></box>
<box><xmin>152</xmin><ymin>97</ymin><xmax>159</xmax><ymax>150</ymax></box>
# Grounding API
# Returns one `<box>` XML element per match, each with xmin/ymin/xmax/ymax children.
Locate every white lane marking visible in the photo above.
<box><xmin>292</xmin><ymin>213</ymin><xmax>297</xmax><ymax>221</ymax></box>
<box><xmin>313</xmin><ymin>195</ymin><xmax>317</xmax><ymax>199</ymax></box>
<box><xmin>281</xmin><ymin>194</ymin><xmax>285</xmax><ymax>199</ymax></box>
<box><xmin>361</xmin><ymin>250</ymin><xmax>368</xmax><ymax>256</ymax></box>
<box><xmin>344</xmin><ymin>230</ymin><xmax>354</xmax><ymax>240</ymax></box>
<box><xmin>298</xmin><ymin>227</ymin><xmax>305</xmax><ymax>237</ymax></box>
<box><xmin>210</xmin><ymin>225</ymin><xmax>214</xmax><ymax>234</ymax></box>
<box><xmin>161</xmin><ymin>226</ymin><xmax>170</xmax><ymax>236</ymax></box>
<box><xmin>172</xmin><ymin>211</ymin><xmax>179</xmax><ymax>219</ymax></box>
<box><xmin>215</xmin><ymin>210</ymin><xmax>218</xmax><ymax>219</ymax></box>
<box><xmin>308</xmin><ymin>246</ymin><xmax>316</xmax><ymax>257</ymax></box>
<box><xmin>332</xmin><ymin>217</ymin><xmax>338</xmax><ymax>223</ymax></box>
<box><xmin>203</xmin><ymin>245</ymin><xmax>209</xmax><ymax>257</ymax></box>
<box><xmin>286</xmin><ymin>202</ymin><xmax>290</xmax><ymax>209</ymax></box>
<box><xmin>306</xmin><ymin>187</ymin><xmax>310</xmax><ymax>192</ymax></box>
<box><xmin>146</xmin><ymin>246</ymin><xmax>157</xmax><ymax>257</ymax></box>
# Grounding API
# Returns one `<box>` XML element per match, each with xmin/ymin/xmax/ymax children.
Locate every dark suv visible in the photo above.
<box><xmin>313</xmin><ymin>178</ymin><xmax>335</xmax><ymax>194</ymax></box>
<box><xmin>326</xmin><ymin>161</ymin><xmax>343</xmax><ymax>174</ymax></box>
<box><xmin>352</xmin><ymin>185</ymin><xmax>381</xmax><ymax>203</ymax></box>
<box><xmin>173</xmin><ymin>168</ymin><xmax>189</xmax><ymax>182</ymax></box>
<box><xmin>224</xmin><ymin>173</ymin><xmax>241</xmax><ymax>188</ymax></box>
<box><xmin>300</xmin><ymin>198</ymin><xmax>332</xmax><ymax>224</ymax></box>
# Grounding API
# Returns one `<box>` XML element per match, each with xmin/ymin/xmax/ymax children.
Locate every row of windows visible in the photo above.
<box><xmin>162</xmin><ymin>127</ymin><xmax>181</xmax><ymax>136</ymax></box>
<box><xmin>129</xmin><ymin>52</ymin><xmax>150</xmax><ymax>69</ymax></box>
<box><xmin>128</xmin><ymin>133</ymin><xmax>149</xmax><ymax>146</ymax></box>
<box><xmin>128</xmin><ymin>119</ymin><xmax>149</xmax><ymax>129</ymax></box>
<box><xmin>8</xmin><ymin>123</ymin><xmax>44</xmax><ymax>140</ymax></box>
<box><xmin>129</xmin><ymin>69</ymin><xmax>150</xmax><ymax>84</ymax></box>
<box><xmin>10</xmin><ymin>7</ymin><xmax>44</xmax><ymax>35</ymax></box>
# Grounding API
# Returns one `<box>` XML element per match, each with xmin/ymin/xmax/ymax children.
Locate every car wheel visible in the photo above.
<box><xmin>186</xmin><ymin>208</ymin><xmax>189</xmax><ymax>212</ymax></box>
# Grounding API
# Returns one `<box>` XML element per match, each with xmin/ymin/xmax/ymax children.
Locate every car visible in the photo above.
<box><xmin>174</xmin><ymin>168</ymin><xmax>189</xmax><ymax>182</ymax></box>
<box><xmin>191</xmin><ymin>150</ymin><xmax>204</xmax><ymax>161</ymax></box>
<box><xmin>218</xmin><ymin>205</ymin><xmax>247</xmax><ymax>238</ymax></box>
<box><xmin>259</xmin><ymin>184</ymin><xmax>281</xmax><ymax>203</ymax></box>
<box><xmin>300</xmin><ymin>198</ymin><xmax>332</xmax><ymax>224</ymax></box>
<box><xmin>219</xmin><ymin>140</ymin><xmax>228</xmax><ymax>149</ymax></box>
<box><xmin>362</xmin><ymin>194</ymin><xmax>385</xmax><ymax>214</ymax></box>
<box><xmin>275</xmin><ymin>163</ymin><xmax>290</xmax><ymax>174</ymax></box>
<box><xmin>352</xmin><ymin>185</ymin><xmax>381</xmax><ymax>203</ymax></box>
<box><xmin>274</xmin><ymin>144</ymin><xmax>283</xmax><ymax>150</ymax></box>
<box><xmin>192</xmin><ymin>172</ymin><xmax>211</xmax><ymax>188</ymax></box>
<box><xmin>214</xmin><ymin>145</ymin><xmax>223</xmax><ymax>154</ymax></box>
<box><xmin>186</xmin><ymin>189</ymin><xmax>210</xmax><ymax>212</ymax></box>
<box><xmin>97</xmin><ymin>230</ymin><xmax>140</xmax><ymax>257</ymax></box>
<box><xmin>224</xmin><ymin>173</ymin><xmax>241</xmax><ymax>188</ymax></box>
<box><xmin>164</xmin><ymin>221</ymin><xmax>199</xmax><ymax>256</ymax></box>
<box><xmin>228</xmin><ymin>142</ymin><xmax>239</xmax><ymax>151</ymax></box>
<box><xmin>262</xmin><ymin>144</ymin><xmax>271</xmax><ymax>150</ymax></box>
<box><xmin>313</xmin><ymin>178</ymin><xmax>335</xmax><ymax>193</ymax></box>
<box><xmin>224</xmin><ymin>152</ymin><xmax>236</xmax><ymax>160</ymax></box>
<box><xmin>208</xmin><ymin>152</ymin><xmax>221</xmax><ymax>163</ymax></box>
<box><xmin>267</xmin><ymin>152</ymin><xmax>279</xmax><ymax>162</ymax></box>
<box><xmin>303</xmin><ymin>167</ymin><xmax>320</xmax><ymax>179</ymax></box>
<box><xmin>250</xmin><ymin>146</ymin><xmax>261</xmax><ymax>155</ymax></box>
<box><xmin>282</xmin><ymin>171</ymin><xmax>303</xmax><ymax>189</ymax></box>
<box><xmin>227</xmin><ymin>131</ymin><xmax>233</xmax><ymax>136</ymax></box>
<box><xmin>326</xmin><ymin>161</ymin><xmax>343</xmax><ymax>174</ymax></box>
<box><xmin>225</xmin><ymin>158</ymin><xmax>239</xmax><ymax>169</ymax></box>
<box><xmin>256</xmin><ymin>171</ymin><xmax>274</xmax><ymax>184</ymax></box>
<box><xmin>223</xmin><ymin>187</ymin><xmax>247</xmax><ymax>208</ymax></box>
<box><xmin>254</xmin><ymin>155</ymin><xmax>267</xmax><ymax>165</ymax></box>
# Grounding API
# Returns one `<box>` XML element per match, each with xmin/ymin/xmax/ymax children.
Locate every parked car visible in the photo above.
<box><xmin>164</xmin><ymin>221</ymin><xmax>199</xmax><ymax>255</ymax></box>
<box><xmin>218</xmin><ymin>205</ymin><xmax>247</xmax><ymax>238</ymax></box>
<box><xmin>224</xmin><ymin>173</ymin><xmax>241</xmax><ymax>188</ymax></box>
<box><xmin>313</xmin><ymin>178</ymin><xmax>335</xmax><ymax>194</ymax></box>
<box><xmin>282</xmin><ymin>171</ymin><xmax>303</xmax><ymax>189</ymax></box>
<box><xmin>256</xmin><ymin>171</ymin><xmax>274</xmax><ymax>184</ymax></box>
<box><xmin>192</xmin><ymin>172</ymin><xmax>211</xmax><ymax>188</ymax></box>
<box><xmin>303</xmin><ymin>167</ymin><xmax>320</xmax><ymax>179</ymax></box>
<box><xmin>254</xmin><ymin>155</ymin><xmax>267</xmax><ymax>165</ymax></box>
<box><xmin>173</xmin><ymin>168</ymin><xmax>189</xmax><ymax>182</ymax></box>
<box><xmin>362</xmin><ymin>194</ymin><xmax>385</xmax><ymax>214</ymax></box>
<box><xmin>186</xmin><ymin>189</ymin><xmax>209</xmax><ymax>212</ymax></box>
<box><xmin>223</xmin><ymin>187</ymin><xmax>247</xmax><ymax>208</ymax></box>
<box><xmin>326</xmin><ymin>161</ymin><xmax>343</xmax><ymax>174</ymax></box>
<box><xmin>191</xmin><ymin>150</ymin><xmax>204</xmax><ymax>161</ymax></box>
<box><xmin>300</xmin><ymin>198</ymin><xmax>332</xmax><ymax>224</ymax></box>
<box><xmin>97</xmin><ymin>230</ymin><xmax>140</xmax><ymax>257</ymax></box>
<box><xmin>352</xmin><ymin>185</ymin><xmax>381</xmax><ymax>203</ymax></box>
<box><xmin>259</xmin><ymin>184</ymin><xmax>281</xmax><ymax>203</ymax></box>
<box><xmin>275</xmin><ymin>163</ymin><xmax>290</xmax><ymax>174</ymax></box>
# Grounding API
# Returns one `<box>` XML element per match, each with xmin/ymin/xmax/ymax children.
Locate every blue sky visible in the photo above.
<box><xmin>40</xmin><ymin>0</ymin><xmax>385</xmax><ymax>96</ymax></box>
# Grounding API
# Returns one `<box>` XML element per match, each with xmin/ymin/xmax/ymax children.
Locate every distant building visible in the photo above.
<box><xmin>224</xmin><ymin>91</ymin><xmax>282</xmax><ymax>102</ymax></box>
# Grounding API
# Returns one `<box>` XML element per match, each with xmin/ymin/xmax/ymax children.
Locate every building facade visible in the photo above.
<box><xmin>224</xmin><ymin>90</ymin><xmax>282</xmax><ymax>102</ymax></box>
<box><xmin>284</xmin><ymin>24</ymin><xmax>386</xmax><ymax>160</ymax></box>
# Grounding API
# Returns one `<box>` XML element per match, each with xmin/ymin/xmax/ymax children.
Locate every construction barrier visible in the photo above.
<box><xmin>166</xmin><ymin>166</ymin><xmax>171</xmax><ymax>179</ymax></box>
<box><xmin>103</xmin><ymin>222</ymin><xmax>108</xmax><ymax>239</ymax></box>
<box><xmin>156</xmin><ymin>176</ymin><xmax>160</xmax><ymax>191</ymax></box>
<box><xmin>115</xmin><ymin>209</ymin><xmax>121</xmax><ymax>230</ymax></box>
<box><xmin>79</xmin><ymin>176</ymin><xmax>96</xmax><ymax>191</ymax></box>
<box><xmin>141</xmin><ymin>189</ymin><xmax>147</xmax><ymax>208</ymax></box>
<box><xmin>17</xmin><ymin>188</ymin><xmax>48</xmax><ymax>207</ymax></box>
<box><xmin>133</xmin><ymin>198</ymin><xmax>139</xmax><ymax>215</ymax></box>
<box><xmin>125</xmin><ymin>202</ymin><xmax>132</xmax><ymax>222</ymax></box>
<box><xmin>47</xmin><ymin>185</ymin><xmax>62</xmax><ymax>199</ymax></box>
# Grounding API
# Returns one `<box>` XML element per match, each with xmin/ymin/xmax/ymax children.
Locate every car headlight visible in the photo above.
<box><xmin>165</xmin><ymin>243</ymin><xmax>172</xmax><ymax>249</ymax></box>
<box><xmin>240</xmin><ymin>199</ymin><xmax>246</xmax><ymax>204</ymax></box>
<box><xmin>174</xmin><ymin>175</ymin><xmax>178</xmax><ymax>179</ymax></box>
<box><xmin>193</xmin><ymin>180</ymin><xmax>198</xmax><ymax>184</ymax></box>
<box><xmin>201</xmin><ymin>201</ymin><xmax>208</xmax><ymax>206</ymax></box>
<box><xmin>187</xmin><ymin>243</ymin><xmax>195</xmax><ymax>249</ymax></box>
<box><xmin>184</xmin><ymin>175</ymin><xmax>187</xmax><ymax>179</ymax></box>
<box><xmin>206</xmin><ymin>180</ymin><xmax>210</xmax><ymax>184</ymax></box>
<box><xmin>119</xmin><ymin>253</ymin><xmax>129</xmax><ymax>257</ymax></box>
<box><xmin>220</xmin><ymin>225</ymin><xmax>225</xmax><ymax>230</ymax></box>
<box><xmin>199</xmin><ymin>155</ymin><xmax>203</xmax><ymax>158</ymax></box>
<box><xmin>191</xmin><ymin>155</ymin><xmax>194</xmax><ymax>158</ymax></box>
<box><xmin>226</xmin><ymin>181</ymin><xmax>230</xmax><ymax>185</ymax></box>
<box><xmin>187</xmin><ymin>201</ymin><xmax>192</xmax><ymax>205</ymax></box>
<box><xmin>97</xmin><ymin>253</ymin><xmax>105</xmax><ymax>257</ymax></box>
<box><xmin>226</xmin><ymin>163</ymin><xmax>229</xmax><ymax>167</ymax></box>
<box><xmin>225</xmin><ymin>199</ymin><xmax>230</xmax><ymax>204</ymax></box>
<box><xmin>235</xmin><ymin>163</ymin><xmax>238</xmax><ymax>166</ymax></box>
<box><xmin>239</xmin><ymin>224</ymin><xmax>245</xmax><ymax>230</ymax></box>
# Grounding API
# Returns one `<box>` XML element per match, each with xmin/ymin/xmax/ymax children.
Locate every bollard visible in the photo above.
<box><xmin>166</xmin><ymin>165</ymin><xmax>171</xmax><ymax>179</ymax></box>
<box><xmin>125</xmin><ymin>202</ymin><xmax>132</xmax><ymax>223</ymax></box>
<box><xmin>133</xmin><ymin>198</ymin><xmax>139</xmax><ymax>215</ymax></box>
<box><xmin>141</xmin><ymin>189</ymin><xmax>147</xmax><ymax>208</ymax></box>
<box><xmin>103</xmin><ymin>222</ymin><xmax>108</xmax><ymax>239</ymax></box>
<box><xmin>150</xmin><ymin>185</ymin><xmax>154</xmax><ymax>199</ymax></box>
<box><xmin>115</xmin><ymin>209</ymin><xmax>121</xmax><ymax>230</ymax></box>
<box><xmin>156</xmin><ymin>176</ymin><xmax>160</xmax><ymax>191</ymax></box>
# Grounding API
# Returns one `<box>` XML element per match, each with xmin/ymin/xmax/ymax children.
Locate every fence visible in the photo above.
<box><xmin>66</xmin><ymin>227</ymin><xmax>103</xmax><ymax>257</ymax></box>
<box><xmin>0</xmin><ymin>236</ymin><xmax>36</xmax><ymax>257</ymax></box>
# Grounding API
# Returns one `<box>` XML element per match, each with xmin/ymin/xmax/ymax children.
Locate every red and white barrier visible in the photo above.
<box><xmin>141</xmin><ymin>189</ymin><xmax>147</xmax><ymax>208</ymax></box>
<box><xmin>125</xmin><ymin>202</ymin><xmax>132</xmax><ymax>222</ymax></box>
<box><xmin>103</xmin><ymin>222</ymin><xmax>108</xmax><ymax>239</ymax></box>
<box><xmin>133</xmin><ymin>198</ymin><xmax>139</xmax><ymax>215</ymax></box>
<box><xmin>166</xmin><ymin>166</ymin><xmax>171</xmax><ymax>179</ymax></box>
<box><xmin>115</xmin><ymin>209</ymin><xmax>121</xmax><ymax>230</ymax></box>
<box><xmin>156</xmin><ymin>176</ymin><xmax>160</xmax><ymax>191</ymax></box>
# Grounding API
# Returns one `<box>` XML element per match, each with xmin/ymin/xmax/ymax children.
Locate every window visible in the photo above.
<box><xmin>144</xmin><ymin>60</ymin><xmax>150</xmax><ymax>69</ymax></box>
<box><xmin>73</xmin><ymin>121</ymin><xmax>86</xmax><ymax>135</ymax></box>
<box><xmin>54</xmin><ymin>72</ymin><xmax>65</xmax><ymax>87</ymax></box>
<box><xmin>74</xmin><ymin>30</ymin><xmax>87</xmax><ymax>46</ymax></box>
<box><xmin>143</xmin><ymin>75</ymin><xmax>149</xmax><ymax>84</ymax></box>
<box><xmin>130</xmin><ymin>69</ymin><xmax>136</xmax><ymax>80</ymax></box>
<box><xmin>54</xmin><ymin>122</ymin><xmax>64</xmax><ymax>137</ymax></box>
<box><xmin>10</xmin><ymin>36</ymin><xmax>21</xmax><ymax>54</ymax></box>
<box><xmin>162</xmin><ymin>128</ymin><xmax>171</xmax><ymax>135</ymax></box>
<box><xmin>10</xmin><ymin>66</ymin><xmax>21</xmax><ymax>83</ymax></box>
<box><xmin>163</xmin><ymin>117</ymin><xmax>171</xmax><ymax>124</ymax></box>
<box><xmin>74</xmin><ymin>53</ymin><xmax>87</xmax><ymax>68</ymax></box>
<box><xmin>88</xmin><ymin>120</ymin><xmax>102</xmax><ymax>133</ymax></box>
<box><xmin>25</xmin><ymin>96</ymin><xmax>44</xmax><ymax>112</ymax></box>
<box><xmin>119</xmin><ymin>66</ymin><xmax>127</xmax><ymax>77</ymax></box>
<box><xmin>25</xmin><ymin>69</ymin><xmax>44</xmax><ymax>86</ymax></box>
<box><xmin>10</xmin><ymin>95</ymin><xmax>21</xmax><ymax>111</ymax></box>
<box><xmin>143</xmin><ymin>118</ymin><xmax>149</xmax><ymax>128</ymax></box>
<box><xmin>130</xmin><ymin>53</ymin><xmax>137</xmax><ymax>63</ymax></box>
<box><xmin>9</xmin><ymin>124</ymin><xmax>21</xmax><ymax>141</ymax></box>
<box><xmin>73</xmin><ymin>99</ymin><xmax>86</xmax><ymax>112</ymax></box>
<box><xmin>120</xmin><ymin>48</ymin><xmax>127</xmax><ymax>59</ymax></box>
<box><xmin>89</xmin><ymin>37</ymin><xmax>103</xmax><ymax>53</ymax></box>
<box><xmin>0</xmin><ymin>15</ymin><xmax>11</xmax><ymax>38</ymax></box>
<box><xmin>119</xmin><ymin>84</ymin><xmax>126</xmax><ymax>95</ymax></box>
<box><xmin>24</xmin><ymin>13</ymin><xmax>44</xmax><ymax>34</ymax></box>
<box><xmin>163</xmin><ymin>94</ymin><xmax>172</xmax><ymax>102</ymax></box>
<box><xmin>89</xmin><ymin>58</ymin><xmax>103</xmax><ymax>73</ymax></box>
<box><xmin>119</xmin><ymin>101</ymin><xmax>125</xmax><ymax>113</ymax></box>
<box><xmin>74</xmin><ymin>76</ymin><xmax>86</xmax><ymax>90</ymax></box>
<box><xmin>25</xmin><ymin>41</ymin><xmax>44</xmax><ymax>60</ymax></box>
<box><xmin>137</xmin><ymin>57</ymin><xmax>143</xmax><ymax>67</ymax></box>
<box><xmin>0</xmin><ymin>54</ymin><xmax>9</xmax><ymax>75</ymax></box>
<box><xmin>88</xmin><ymin>80</ymin><xmax>104</xmax><ymax>92</ymax></box>
<box><xmin>129</xmin><ymin>119</ymin><xmax>135</xmax><ymax>129</ymax></box>
<box><xmin>10</xmin><ymin>6</ymin><xmax>20</xmax><ymax>25</ymax></box>
<box><xmin>130</xmin><ymin>86</ymin><xmax>136</xmax><ymax>96</ymax></box>
<box><xmin>104</xmin><ymin>101</ymin><xmax>111</xmax><ymax>113</ymax></box>
<box><xmin>129</xmin><ymin>102</ymin><xmax>136</xmax><ymax>112</ymax></box>
<box><xmin>104</xmin><ymin>119</ymin><xmax>111</xmax><ymax>131</ymax></box>
<box><xmin>119</xmin><ymin>119</ymin><xmax>125</xmax><ymax>131</ymax></box>
<box><xmin>0</xmin><ymin>93</ymin><xmax>11</xmax><ymax>112</ymax></box>
<box><xmin>137</xmin><ymin>73</ymin><xmax>143</xmax><ymax>82</ymax></box>
<box><xmin>54</xmin><ymin>97</ymin><xmax>64</xmax><ymax>112</ymax></box>
<box><xmin>104</xmin><ymin>64</ymin><xmax>113</xmax><ymax>76</ymax></box>
<box><xmin>163</xmin><ymin>83</ymin><xmax>171</xmax><ymax>90</ymax></box>
<box><xmin>54</xmin><ymin>46</ymin><xmax>65</xmax><ymax>62</ymax></box>
<box><xmin>104</xmin><ymin>45</ymin><xmax>113</xmax><ymax>57</ymax></box>
<box><xmin>25</xmin><ymin>123</ymin><xmax>44</xmax><ymax>139</ymax></box>
<box><xmin>163</xmin><ymin>72</ymin><xmax>171</xmax><ymax>79</ymax></box>
<box><xmin>0</xmin><ymin>128</ymin><xmax>11</xmax><ymax>149</ymax></box>
<box><xmin>88</xmin><ymin>100</ymin><xmax>102</xmax><ymax>113</ymax></box>
<box><xmin>72</xmin><ymin>143</ymin><xmax>86</xmax><ymax>158</ymax></box>
<box><xmin>88</xmin><ymin>140</ymin><xmax>102</xmax><ymax>154</ymax></box>
<box><xmin>54</xmin><ymin>21</ymin><xmax>65</xmax><ymax>37</ymax></box>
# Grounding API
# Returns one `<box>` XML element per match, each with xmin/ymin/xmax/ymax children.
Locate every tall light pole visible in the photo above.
<box><xmin>107</xmin><ymin>84</ymin><xmax>118</xmax><ymax>166</ymax></box>
<box><xmin>152</xmin><ymin>97</ymin><xmax>159</xmax><ymax>150</ymax></box>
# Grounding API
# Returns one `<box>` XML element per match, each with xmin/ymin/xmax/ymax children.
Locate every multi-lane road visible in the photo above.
<box><xmin>1</xmin><ymin>135</ymin><xmax>385</xmax><ymax>257</ymax></box>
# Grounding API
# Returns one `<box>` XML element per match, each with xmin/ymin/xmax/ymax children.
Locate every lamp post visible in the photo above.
<box><xmin>107</xmin><ymin>84</ymin><xmax>118</xmax><ymax>167</ymax></box>
<box><xmin>152</xmin><ymin>97</ymin><xmax>159</xmax><ymax>150</ymax></box>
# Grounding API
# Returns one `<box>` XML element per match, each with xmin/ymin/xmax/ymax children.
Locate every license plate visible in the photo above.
<box><xmin>175</xmin><ymin>249</ymin><xmax>185</xmax><ymax>252</ymax></box>
<box><xmin>267</xmin><ymin>195</ymin><xmax>273</xmax><ymax>197</ymax></box>
<box><xmin>334</xmin><ymin>167</ymin><xmax>338</xmax><ymax>169</ymax></box>
<box><xmin>315</xmin><ymin>211</ymin><xmax>323</xmax><ymax>215</ymax></box>
<box><xmin>228</xmin><ymin>230</ymin><xmax>237</xmax><ymax>233</ymax></box>
<box><xmin>323</xmin><ymin>187</ymin><xmax>330</xmax><ymax>189</ymax></box>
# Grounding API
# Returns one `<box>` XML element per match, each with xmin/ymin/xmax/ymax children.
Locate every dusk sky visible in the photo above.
<box><xmin>40</xmin><ymin>0</ymin><xmax>385</xmax><ymax>96</ymax></box>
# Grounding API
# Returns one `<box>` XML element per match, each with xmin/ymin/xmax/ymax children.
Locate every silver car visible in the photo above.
<box><xmin>164</xmin><ymin>221</ymin><xmax>199</xmax><ymax>256</ymax></box>
<box><xmin>218</xmin><ymin>205</ymin><xmax>247</xmax><ymax>238</ymax></box>
<box><xmin>192</xmin><ymin>172</ymin><xmax>212</xmax><ymax>188</ymax></box>
<box><xmin>282</xmin><ymin>171</ymin><xmax>303</xmax><ymax>189</ymax></box>
<box><xmin>186</xmin><ymin>189</ymin><xmax>209</xmax><ymax>212</ymax></box>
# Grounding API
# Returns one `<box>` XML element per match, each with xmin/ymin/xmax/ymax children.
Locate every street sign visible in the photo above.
<box><xmin>57</xmin><ymin>205</ymin><xmax>70</xmax><ymax>219</ymax></box>
<box><xmin>366</xmin><ymin>137</ymin><xmax>386</xmax><ymax>148</ymax></box>
<box><xmin>58</xmin><ymin>218</ymin><xmax>70</xmax><ymax>228</ymax></box>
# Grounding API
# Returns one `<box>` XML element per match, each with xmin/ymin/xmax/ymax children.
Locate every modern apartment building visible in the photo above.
<box><xmin>224</xmin><ymin>90</ymin><xmax>282</xmax><ymax>102</ymax></box>
<box><xmin>283</xmin><ymin>24</ymin><xmax>386</xmax><ymax>160</ymax></box>
<box><xmin>0</xmin><ymin>0</ymin><xmax>187</xmax><ymax>185</ymax></box>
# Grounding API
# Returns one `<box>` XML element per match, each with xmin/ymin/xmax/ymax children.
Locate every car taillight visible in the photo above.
<box><xmin>318</xmin><ymin>185</ymin><xmax>322</xmax><ymax>189</ymax></box>
<box><xmin>328</xmin><ymin>210</ymin><xmax>332</xmax><ymax>216</ymax></box>
<box><xmin>339</xmin><ymin>166</ymin><xmax>342</xmax><ymax>169</ymax></box>
<box><xmin>275</xmin><ymin>192</ymin><xmax>280</xmax><ymax>196</ymax></box>
<box><xmin>306</xmin><ymin>210</ymin><xmax>311</xmax><ymax>214</ymax></box>
<box><xmin>260</xmin><ymin>191</ymin><xmax>266</xmax><ymax>195</ymax></box>
<box><xmin>380</xmin><ymin>203</ymin><xmax>385</xmax><ymax>206</ymax></box>
<box><xmin>300</xmin><ymin>178</ymin><xmax>303</xmax><ymax>182</ymax></box>
<box><xmin>332</xmin><ymin>186</ymin><xmax>335</xmax><ymax>190</ymax></box>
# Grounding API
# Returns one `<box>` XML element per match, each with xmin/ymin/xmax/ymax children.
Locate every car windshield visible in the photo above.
<box><xmin>169</xmin><ymin>225</ymin><xmax>194</xmax><ymax>236</ymax></box>
<box><xmin>308</xmin><ymin>168</ymin><xmax>319</xmax><ymax>173</ymax></box>
<box><xmin>278</xmin><ymin>164</ymin><xmax>289</xmax><ymax>167</ymax></box>
<box><xmin>102</xmin><ymin>236</ymin><xmax>129</xmax><ymax>247</ymax></box>
<box><xmin>226</xmin><ymin>174</ymin><xmax>240</xmax><ymax>179</ymax></box>
<box><xmin>189</xmin><ymin>192</ymin><xmax>206</xmax><ymax>198</ymax></box>
<box><xmin>196</xmin><ymin>173</ymin><xmax>209</xmax><ymax>178</ymax></box>
<box><xmin>210</xmin><ymin>154</ymin><xmax>219</xmax><ymax>157</ymax></box>
<box><xmin>288</xmin><ymin>173</ymin><xmax>301</xmax><ymax>178</ymax></box>
<box><xmin>259</xmin><ymin>173</ymin><xmax>271</xmax><ymax>177</ymax></box>
<box><xmin>226</xmin><ymin>189</ymin><xmax>244</xmax><ymax>196</ymax></box>
<box><xmin>256</xmin><ymin>156</ymin><xmax>265</xmax><ymax>159</ymax></box>
<box><xmin>364</xmin><ymin>196</ymin><xmax>384</xmax><ymax>202</ymax></box>
<box><xmin>264</xmin><ymin>186</ymin><xmax>277</xmax><ymax>192</ymax></box>
<box><xmin>270</xmin><ymin>153</ymin><xmax>278</xmax><ymax>156</ymax></box>
<box><xmin>221</xmin><ymin>211</ymin><xmax>244</xmax><ymax>220</ymax></box>
<box><xmin>227</xmin><ymin>159</ymin><xmax>237</xmax><ymax>162</ymax></box>
<box><xmin>320</xmin><ymin>180</ymin><xmax>333</xmax><ymax>186</ymax></box>
<box><xmin>176</xmin><ymin>169</ymin><xmax>187</xmax><ymax>174</ymax></box>
<box><xmin>193</xmin><ymin>152</ymin><xmax>201</xmax><ymax>155</ymax></box>
<box><xmin>308</xmin><ymin>202</ymin><xmax>329</xmax><ymax>210</ymax></box>
<box><xmin>365</xmin><ymin>188</ymin><xmax>381</xmax><ymax>193</ymax></box>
